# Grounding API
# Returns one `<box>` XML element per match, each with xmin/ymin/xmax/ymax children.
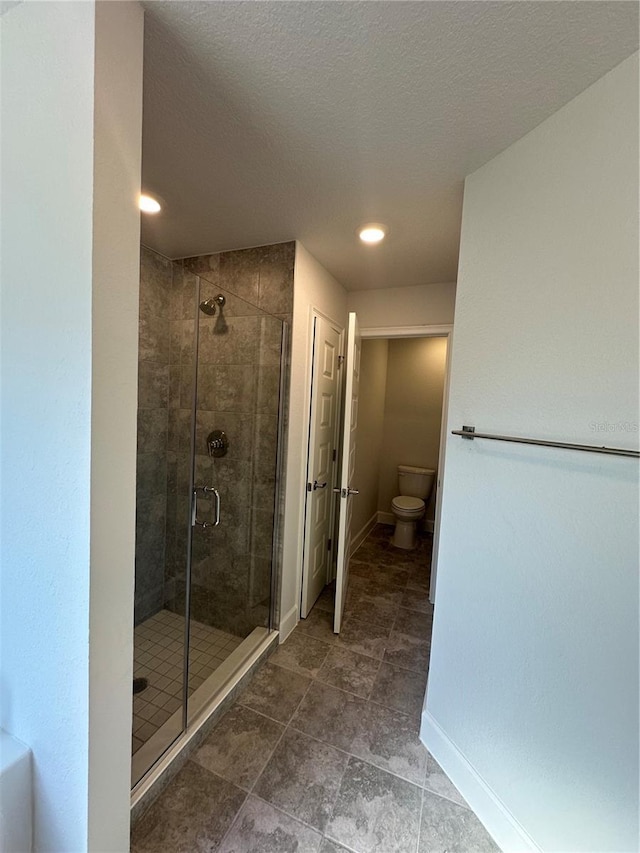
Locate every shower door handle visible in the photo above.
<box><xmin>192</xmin><ymin>485</ymin><xmax>221</xmax><ymax>528</ymax></box>
<box><xmin>204</xmin><ymin>486</ymin><xmax>221</xmax><ymax>526</ymax></box>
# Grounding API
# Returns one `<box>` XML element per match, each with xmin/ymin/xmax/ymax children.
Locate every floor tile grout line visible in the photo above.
<box><xmin>284</xmin><ymin>710</ymin><xmax>428</xmax><ymax>792</ymax></box>
<box><xmin>346</xmin><ymin>750</ymin><xmax>426</xmax><ymax>791</ymax></box>
<box><xmin>250</xmin><ymin>788</ymin><xmax>335</xmax><ymax>842</ymax></box>
<box><xmin>236</xmin><ymin>698</ymin><xmax>293</xmax><ymax>728</ymax></box>
<box><xmin>422</xmin><ymin>782</ymin><xmax>473</xmax><ymax>812</ymax></box>
<box><xmin>233</xmin><ymin>676</ymin><xmax>345</xmax><ymax>844</ymax></box>
<box><xmin>321</xmin><ymin>654</ymin><xmax>384</xmax><ymax>703</ymax></box>
<box><xmin>320</xmin><ymin>831</ymin><xmax>361</xmax><ymax>853</ymax></box>
<box><xmin>319</xmin><ymin>752</ymin><xmax>424</xmax><ymax>853</ymax></box>
<box><xmin>242</xmin><ymin>665</ymin><xmax>319</xmax><ymax>795</ymax></box>
<box><xmin>296</xmin><ymin>628</ymin><xmax>432</xmax><ymax>675</ymax></box>
<box><xmin>261</xmin><ymin>588</ymin><xmax>437</xmax><ymax>792</ymax></box>
<box><xmin>308</xmin><ymin>664</ymin><xmax>413</xmax><ymax>709</ymax></box>
<box><xmin>246</xmin><ymin>720</ymin><xmax>289</xmax><ymax>796</ymax></box>
<box><xmin>416</xmin><ymin>784</ymin><xmax>426</xmax><ymax>853</ymax></box>
<box><xmin>238</xmin><ymin>672</ymin><xmax>358</xmax><ymax>844</ymax></box>
<box><xmin>316</xmin><ymin>750</ymin><xmax>353</xmax><ymax>847</ymax></box>
<box><xmin>269</xmin><ymin>641</ymin><xmax>332</xmax><ymax>679</ymax></box>
<box><xmin>285</xmin><ymin>722</ymin><xmax>354</xmax><ymax>763</ymax></box>
<box><xmin>212</xmin><ymin>780</ymin><xmax>250</xmax><ymax>852</ymax></box>
<box><xmin>280</xmin><ymin>626</ymin><xmax>432</xmax><ymax>678</ymax></box>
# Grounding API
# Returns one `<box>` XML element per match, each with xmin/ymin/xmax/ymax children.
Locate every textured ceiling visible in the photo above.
<box><xmin>141</xmin><ymin>1</ymin><xmax>638</xmax><ymax>290</ymax></box>
<box><xmin>0</xmin><ymin>2</ymin><xmax>24</xmax><ymax>17</ymax></box>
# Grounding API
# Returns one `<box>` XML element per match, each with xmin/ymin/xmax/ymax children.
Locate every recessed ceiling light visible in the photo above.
<box><xmin>359</xmin><ymin>223</ymin><xmax>386</xmax><ymax>244</ymax></box>
<box><xmin>139</xmin><ymin>194</ymin><xmax>161</xmax><ymax>214</ymax></box>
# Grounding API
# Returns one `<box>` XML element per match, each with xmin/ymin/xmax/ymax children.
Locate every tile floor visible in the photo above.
<box><xmin>131</xmin><ymin>526</ymin><xmax>500</xmax><ymax>852</ymax></box>
<box><xmin>132</xmin><ymin>609</ymin><xmax>243</xmax><ymax>754</ymax></box>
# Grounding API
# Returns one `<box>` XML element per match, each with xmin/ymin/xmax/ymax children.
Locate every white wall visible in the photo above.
<box><xmin>280</xmin><ymin>243</ymin><xmax>347</xmax><ymax>638</ymax></box>
<box><xmin>350</xmin><ymin>339</ymin><xmax>389</xmax><ymax>539</ymax></box>
<box><xmin>378</xmin><ymin>338</ymin><xmax>447</xmax><ymax>521</ymax></box>
<box><xmin>89</xmin><ymin>2</ymin><xmax>144</xmax><ymax>849</ymax></box>
<box><xmin>423</xmin><ymin>53</ymin><xmax>639</xmax><ymax>853</ymax></box>
<box><xmin>347</xmin><ymin>281</ymin><xmax>456</xmax><ymax>329</ymax></box>
<box><xmin>0</xmin><ymin>3</ymin><xmax>143</xmax><ymax>850</ymax></box>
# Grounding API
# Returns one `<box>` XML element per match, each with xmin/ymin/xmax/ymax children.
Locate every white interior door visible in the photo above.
<box><xmin>334</xmin><ymin>312</ymin><xmax>360</xmax><ymax>633</ymax></box>
<box><xmin>300</xmin><ymin>316</ymin><xmax>342</xmax><ymax>618</ymax></box>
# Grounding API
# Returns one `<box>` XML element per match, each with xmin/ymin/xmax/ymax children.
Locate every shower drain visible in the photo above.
<box><xmin>133</xmin><ymin>677</ymin><xmax>148</xmax><ymax>695</ymax></box>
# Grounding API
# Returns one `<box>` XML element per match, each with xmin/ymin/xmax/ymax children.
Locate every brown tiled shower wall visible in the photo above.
<box><xmin>135</xmin><ymin>248</ymin><xmax>173</xmax><ymax>624</ymax></box>
<box><xmin>134</xmin><ymin>243</ymin><xmax>294</xmax><ymax>636</ymax></box>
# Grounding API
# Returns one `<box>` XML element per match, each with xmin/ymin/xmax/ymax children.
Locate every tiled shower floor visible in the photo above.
<box><xmin>132</xmin><ymin>609</ymin><xmax>243</xmax><ymax>754</ymax></box>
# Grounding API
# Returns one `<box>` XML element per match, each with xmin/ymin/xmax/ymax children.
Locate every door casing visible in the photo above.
<box><xmin>300</xmin><ymin>309</ymin><xmax>345</xmax><ymax>618</ymax></box>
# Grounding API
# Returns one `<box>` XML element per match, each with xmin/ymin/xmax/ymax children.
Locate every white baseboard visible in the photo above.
<box><xmin>278</xmin><ymin>603</ymin><xmax>298</xmax><ymax>643</ymax></box>
<box><xmin>420</xmin><ymin>710</ymin><xmax>542</xmax><ymax>853</ymax></box>
<box><xmin>377</xmin><ymin>510</ymin><xmax>434</xmax><ymax>533</ymax></box>
<box><xmin>349</xmin><ymin>513</ymin><xmax>378</xmax><ymax>556</ymax></box>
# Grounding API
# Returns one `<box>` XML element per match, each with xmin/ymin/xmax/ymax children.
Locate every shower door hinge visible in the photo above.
<box><xmin>327</xmin><ymin>538</ymin><xmax>332</xmax><ymax>551</ymax></box>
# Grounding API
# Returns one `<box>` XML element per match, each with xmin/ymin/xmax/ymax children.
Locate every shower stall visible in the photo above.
<box><xmin>131</xmin><ymin>243</ymin><xmax>293</xmax><ymax>789</ymax></box>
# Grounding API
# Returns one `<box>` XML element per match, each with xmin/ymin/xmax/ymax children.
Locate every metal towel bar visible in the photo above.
<box><xmin>452</xmin><ymin>425</ymin><xmax>639</xmax><ymax>459</ymax></box>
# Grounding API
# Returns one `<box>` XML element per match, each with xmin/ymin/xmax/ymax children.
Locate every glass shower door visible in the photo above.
<box><xmin>186</xmin><ymin>278</ymin><xmax>284</xmax><ymax>720</ymax></box>
<box><xmin>132</xmin><ymin>248</ymin><xmax>288</xmax><ymax>788</ymax></box>
<box><xmin>131</xmin><ymin>256</ymin><xmax>199</xmax><ymax>787</ymax></box>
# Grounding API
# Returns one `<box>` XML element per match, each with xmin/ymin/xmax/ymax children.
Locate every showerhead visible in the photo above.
<box><xmin>199</xmin><ymin>294</ymin><xmax>226</xmax><ymax>315</ymax></box>
<box><xmin>199</xmin><ymin>299</ymin><xmax>218</xmax><ymax>315</ymax></box>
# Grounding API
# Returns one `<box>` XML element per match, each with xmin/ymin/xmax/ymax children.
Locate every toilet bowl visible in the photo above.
<box><xmin>391</xmin><ymin>465</ymin><xmax>435</xmax><ymax>550</ymax></box>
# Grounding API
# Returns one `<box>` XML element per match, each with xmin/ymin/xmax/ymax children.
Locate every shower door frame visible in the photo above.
<box><xmin>131</xmin><ymin>270</ymin><xmax>289</xmax><ymax>799</ymax></box>
<box><xmin>183</xmin><ymin>292</ymin><xmax>288</xmax><ymax>728</ymax></box>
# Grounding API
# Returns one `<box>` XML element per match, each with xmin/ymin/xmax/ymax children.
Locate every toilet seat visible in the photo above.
<box><xmin>392</xmin><ymin>496</ymin><xmax>424</xmax><ymax>513</ymax></box>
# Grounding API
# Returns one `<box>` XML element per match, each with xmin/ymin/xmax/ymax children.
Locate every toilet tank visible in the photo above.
<box><xmin>398</xmin><ymin>465</ymin><xmax>436</xmax><ymax>499</ymax></box>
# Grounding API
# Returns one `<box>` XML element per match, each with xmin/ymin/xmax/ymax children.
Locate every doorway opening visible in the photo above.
<box><xmin>299</xmin><ymin>320</ymin><xmax>452</xmax><ymax>636</ymax></box>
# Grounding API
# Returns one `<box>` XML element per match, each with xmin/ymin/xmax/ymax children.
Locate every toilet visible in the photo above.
<box><xmin>391</xmin><ymin>465</ymin><xmax>436</xmax><ymax>550</ymax></box>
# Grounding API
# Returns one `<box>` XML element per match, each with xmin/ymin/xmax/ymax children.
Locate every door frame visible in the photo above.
<box><xmin>299</xmin><ymin>307</ymin><xmax>346</xmax><ymax>617</ymax></box>
<box><xmin>359</xmin><ymin>324</ymin><xmax>453</xmax><ymax>604</ymax></box>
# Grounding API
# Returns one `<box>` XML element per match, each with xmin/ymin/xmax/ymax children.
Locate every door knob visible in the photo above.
<box><xmin>333</xmin><ymin>487</ymin><xmax>360</xmax><ymax>498</ymax></box>
<box><xmin>313</xmin><ymin>480</ymin><xmax>328</xmax><ymax>490</ymax></box>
